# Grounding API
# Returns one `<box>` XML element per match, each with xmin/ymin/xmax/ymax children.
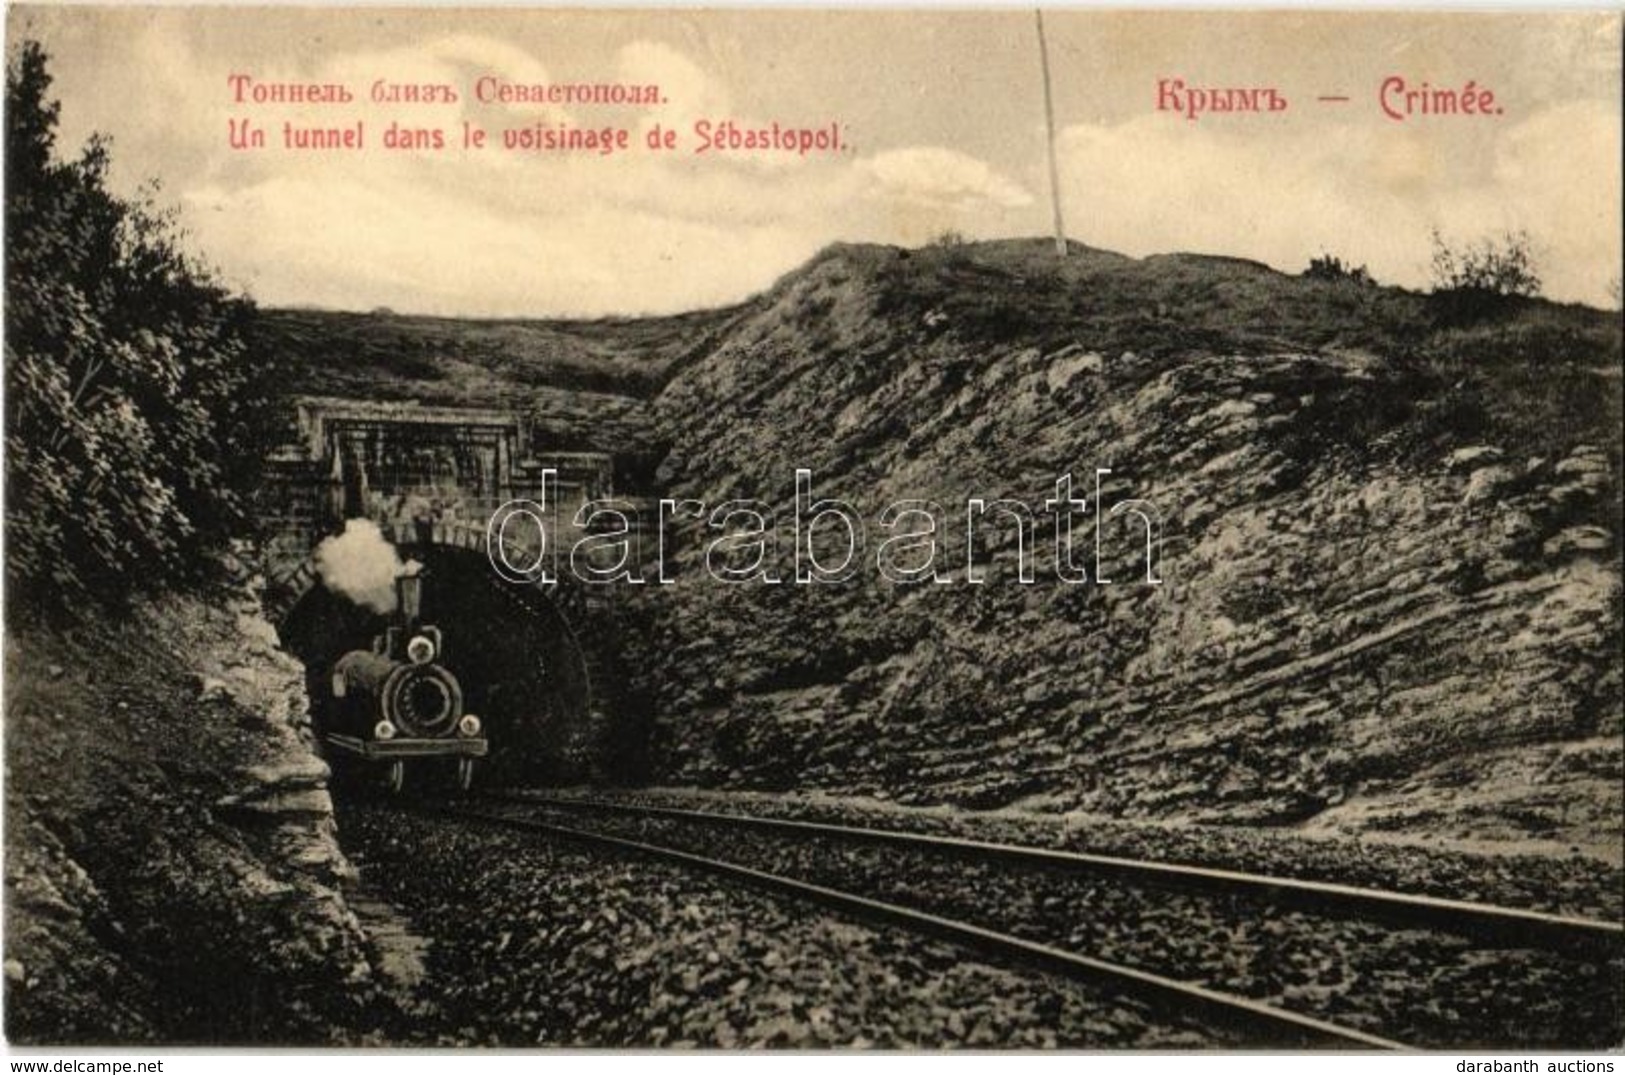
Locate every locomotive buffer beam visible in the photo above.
<box><xmin>325</xmin><ymin>733</ymin><xmax>489</xmax><ymax>759</ymax></box>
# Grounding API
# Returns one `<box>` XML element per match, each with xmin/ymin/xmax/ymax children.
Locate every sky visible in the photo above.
<box><xmin>7</xmin><ymin>6</ymin><xmax>1622</xmax><ymax>316</ymax></box>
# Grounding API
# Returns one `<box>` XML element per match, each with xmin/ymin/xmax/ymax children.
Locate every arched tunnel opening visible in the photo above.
<box><xmin>277</xmin><ymin>545</ymin><xmax>645</xmax><ymax>791</ymax></box>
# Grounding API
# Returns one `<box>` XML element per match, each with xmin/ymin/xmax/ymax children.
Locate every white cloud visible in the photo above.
<box><xmin>183</xmin><ymin>156</ymin><xmax>842</xmax><ymax>316</ymax></box>
<box><xmin>1056</xmin><ymin>103</ymin><xmax>1621</xmax><ymax>306</ymax></box>
<box><xmin>615</xmin><ymin>38</ymin><xmax>729</xmax><ymax>128</ymax></box>
<box><xmin>861</xmin><ymin>147</ymin><xmax>1034</xmax><ymax>212</ymax></box>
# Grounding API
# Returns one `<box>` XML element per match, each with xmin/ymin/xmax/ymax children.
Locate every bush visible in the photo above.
<box><xmin>1303</xmin><ymin>254</ymin><xmax>1374</xmax><ymax>286</ymax></box>
<box><xmin>4</xmin><ymin>42</ymin><xmax>273</xmax><ymax>608</ymax></box>
<box><xmin>1428</xmin><ymin>228</ymin><xmax>1541</xmax><ymax>322</ymax></box>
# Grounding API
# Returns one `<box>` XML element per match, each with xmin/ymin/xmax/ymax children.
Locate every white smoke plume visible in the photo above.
<box><xmin>313</xmin><ymin>519</ymin><xmax>404</xmax><ymax>614</ymax></box>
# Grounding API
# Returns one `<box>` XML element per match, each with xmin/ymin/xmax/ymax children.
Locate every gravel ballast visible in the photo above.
<box><xmin>485</xmin><ymin>791</ymin><xmax>1624</xmax><ymax>1049</ymax></box>
<box><xmin>338</xmin><ymin>801</ymin><xmax>1239</xmax><ymax>1048</ymax></box>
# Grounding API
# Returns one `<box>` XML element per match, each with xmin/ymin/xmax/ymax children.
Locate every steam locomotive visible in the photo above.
<box><xmin>323</xmin><ymin>567</ymin><xmax>487</xmax><ymax>792</ymax></box>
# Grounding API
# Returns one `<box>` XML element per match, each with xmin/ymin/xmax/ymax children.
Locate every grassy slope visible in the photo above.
<box><xmin>251</xmin><ymin>304</ymin><xmax>747</xmax><ymax>400</ymax></box>
<box><xmin>250</xmin><ymin>305</ymin><xmax>749</xmax><ymax>461</ymax></box>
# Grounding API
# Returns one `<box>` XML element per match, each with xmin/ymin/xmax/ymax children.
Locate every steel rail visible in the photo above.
<box><xmin>444</xmin><ymin>805</ymin><xmax>1407</xmax><ymax>1050</ymax></box>
<box><xmin>493</xmin><ymin>791</ymin><xmax>1625</xmax><ymax>950</ymax></box>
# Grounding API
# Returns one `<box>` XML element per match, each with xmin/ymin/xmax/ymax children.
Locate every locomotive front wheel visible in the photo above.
<box><xmin>457</xmin><ymin>757</ymin><xmax>476</xmax><ymax>792</ymax></box>
<box><xmin>387</xmin><ymin>760</ymin><xmax>406</xmax><ymax>795</ymax></box>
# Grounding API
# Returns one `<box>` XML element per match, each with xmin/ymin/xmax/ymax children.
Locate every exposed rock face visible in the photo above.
<box><xmin>4</xmin><ymin>579</ymin><xmax>375</xmax><ymax>1043</ymax></box>
<box><xmin>625</xmin><ymin>242</ymin><xmax>1622</xmax><ymax>851</ymax></box>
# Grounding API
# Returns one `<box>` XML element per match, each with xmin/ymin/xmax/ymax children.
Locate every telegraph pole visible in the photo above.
<box><xmin>1035</xmin><ymin>8</ymin><xmax>1067</xmax><ymax>257</ymax></box>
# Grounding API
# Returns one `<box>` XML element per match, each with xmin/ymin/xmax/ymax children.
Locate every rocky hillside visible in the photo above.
<box><xmin>622</xmin><ymin>240</ymin><xmax>1623</xmax><ymax>855</ymax></box>
<box><xmin>3</xmin><ymin>565</ymin><xmax>380</xmax><ymax>1043</ymax></box>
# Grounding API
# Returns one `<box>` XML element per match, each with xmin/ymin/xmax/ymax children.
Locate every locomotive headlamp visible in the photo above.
<box><xmin>374</xmin><ymin>720</ymin><xmax>398</xmax><ymax>741</ymax></box>
<box><xmin>458</xmin><ymin>714</ymin><xmax>482</xmax><ymax>738</ymax></box>
<box><xmin>406</xmin><ymin>634</ymin><xmax>436</xmax><ymax>665</ymax></box>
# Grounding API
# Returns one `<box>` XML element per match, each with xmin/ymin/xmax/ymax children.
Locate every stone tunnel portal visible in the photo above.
<box><xmin>258</xmin><ymin>398</ymin><xmax>638</xmax><ymax>788</ymax></box>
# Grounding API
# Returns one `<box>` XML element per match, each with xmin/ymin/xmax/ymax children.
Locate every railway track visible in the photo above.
<box><xmin>456</xmin><ymin>791</ymin><xmax>1624</xmax><ymax>1050</ymax></box>
<box><xmin>493</xmin><ymin>791</ymin><xmax>1625</xmax><ymax>950</ymax></box>
<box><xmin>443</xmin><ymin>802</ymin><xmax>1404</xmax><ymax>1049</ymax></box>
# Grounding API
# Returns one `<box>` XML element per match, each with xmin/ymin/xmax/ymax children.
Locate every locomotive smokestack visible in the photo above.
<box><xmin>396</xmin><ymin>561</ymin><xmax>424</xmax><ymax>625</ymax></box>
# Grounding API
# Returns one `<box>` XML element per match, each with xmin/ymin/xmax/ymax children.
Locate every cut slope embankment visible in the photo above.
<box><xmin>4</xmin><ymin>575</ymin><xmax>378</xmax><ymax>1043</ymax></box>
<box><xmin>623</xmin><ymin>240</ymin><xmax>1622</xmax><ymax>853</ymax></box>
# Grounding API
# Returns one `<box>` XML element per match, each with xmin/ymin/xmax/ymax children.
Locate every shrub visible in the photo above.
<box><xmin>4</xmin><ymin>42</ymin><xmax>273</xmax><ymax>608</ymax></box>
<box><xmin>1303</xmin><ymin>254</ymin><xmax>1374</xmax><ymax>287</ymax></box>
<box><xmin>1428</xmin><ymin>228</ymin><xmax>1541</xmax><ymax>322</ymax></box>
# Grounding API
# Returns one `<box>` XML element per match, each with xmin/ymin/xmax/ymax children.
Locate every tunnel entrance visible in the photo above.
<box><xmin>278</xmin><ymin>545</ymin><xmax>610</xmax><ymax>787</ymax></box>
